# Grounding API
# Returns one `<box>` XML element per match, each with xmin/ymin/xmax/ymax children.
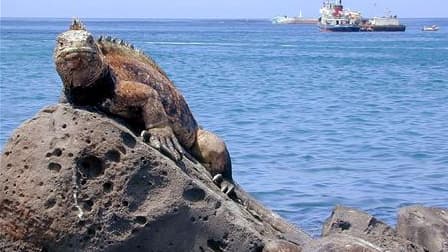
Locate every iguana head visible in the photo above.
<box><xmin>54</xmin><ymin>19</ymin><xmax>106</xmax><ymax>88</ymax></box>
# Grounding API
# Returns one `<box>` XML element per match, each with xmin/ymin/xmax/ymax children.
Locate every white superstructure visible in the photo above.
<box><xmin>370</xmin><ymin>16</ymin><xmax>401</xmax><ymax>26</ymax></box>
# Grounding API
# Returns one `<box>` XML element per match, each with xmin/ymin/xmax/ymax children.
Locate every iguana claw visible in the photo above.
<box><xmin>212</xmin><ymin>174</ymin><xmax>223</xmax><ymax>183</ymax></box>
<box><xmin>141</xmin><ymin>127</ymin><xmax>183</xmax><ymax>161</ymax></box>
<box><xmin>141</xmin><ymin>130</ymin><xmax>150</xmax><ymax>142</ymax></box>
<box><xmin>212</xmin><ymin>173</ymin><xmax>234</xmax><ymax>195</ymax></box>
<box><xmin>221</xmin><ymin>181</ymin><xmax>235</xmax><ymax>195</ymax></box>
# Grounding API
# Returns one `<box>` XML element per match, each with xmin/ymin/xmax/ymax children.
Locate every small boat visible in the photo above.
<box><xmin>422</xmin><ymin>25</ymin><xmax>439</xmax><ymax>32</ymax></box>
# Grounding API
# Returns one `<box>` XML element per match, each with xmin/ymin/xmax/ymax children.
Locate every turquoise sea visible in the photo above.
<box><xmin>1</xmin><ymin>18</ymin><xmax>447</xmax><ymax>235</ymax></box>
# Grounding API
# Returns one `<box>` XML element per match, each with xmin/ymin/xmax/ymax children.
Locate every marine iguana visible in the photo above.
<box><xmin>53</xmin><ymin>19</ymin><xmax>234</xmax><ymax>194</ymax></box>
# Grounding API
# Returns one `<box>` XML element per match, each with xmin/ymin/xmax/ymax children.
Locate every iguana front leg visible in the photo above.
<box><xmin>115</xmin><ymin>80</ymin><xmax>184</xmax><ymax>161</ymax></box>
<box><xmin>141</xmin><ymin>125</ymin><xmax>184</xmax><ymax>161</ymax></box>
<box><xmin>140</xmin><ymin>94</ymin><xmax>185</xmax><ymax>161</ymax></box>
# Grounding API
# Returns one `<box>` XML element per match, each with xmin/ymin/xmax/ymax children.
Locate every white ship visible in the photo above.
<box><xmin>272</xmin><ymin>10</ymin><xmax>317</xmax><ymax>25</ymax></box>
<box><xmin>318</xmin><ymin>0</ymin><xmax>362</xmax><ymax>32</ymax></box>
<box><xmin>361</xmin><ymin>14</ymin><xmax>406</xmax><ymax>32</ymax></box>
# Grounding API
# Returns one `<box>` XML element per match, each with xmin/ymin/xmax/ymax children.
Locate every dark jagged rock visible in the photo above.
<box><xmin>322</xmin><ymin>205</ymin><xmax>426</xmax><ymax>252</ymax></box>
<box><xmin>0</xmin><ymin>104</ymin><xmax>311</xmax><ymax>252</ymax></box>
<box><xmin>397</xmin><ymin>205</ymin><xmax>448</xmax><ymax>252</ymax></box>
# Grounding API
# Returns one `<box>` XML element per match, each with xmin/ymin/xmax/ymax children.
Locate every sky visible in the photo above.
<box><xmin>1</xmin><ymin>0</ymin><xmax>447</xmax><ymax>19</ymax></box>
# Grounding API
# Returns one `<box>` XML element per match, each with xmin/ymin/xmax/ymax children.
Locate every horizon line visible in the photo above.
<box><xmin>1</xmin><ymin>16</ymin><xmax>448</xmax><ymax>20</ymax></box>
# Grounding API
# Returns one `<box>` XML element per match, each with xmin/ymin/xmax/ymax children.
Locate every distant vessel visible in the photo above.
<box><xmin>422</xmin><ymin>25</ymin><xmax>439</xmax><ymax>31</ymax></box>
<box><xmin>318</xmin><ymin>0</ymin><xmax>362</xmax><ymax>32</ymax></box>
<box><xmin>272</xmin><ymin>10</ymin><xmax>318</xmax><ymax>25</ymax></box>
<box><xmin>361</xmin><ymin>14</ymin><xmax>406</xmax><ymax>32</ymax></box>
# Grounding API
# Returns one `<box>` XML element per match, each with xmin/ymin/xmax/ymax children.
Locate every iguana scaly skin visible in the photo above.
<box><xmin>54</xmin><ymin>19</ymin><xmax>234</xmax><ymax>194</ymax></box>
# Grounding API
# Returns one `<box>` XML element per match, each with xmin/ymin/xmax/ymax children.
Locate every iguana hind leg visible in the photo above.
<box><xmin>192</xmin><ymin>129</ymin><xmax>234</xmax><ymax>195</ymax></box>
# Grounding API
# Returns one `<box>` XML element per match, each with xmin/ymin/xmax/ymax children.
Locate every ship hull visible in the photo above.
<box><xmin>363</xmin><ymin>25</ymin><xmax>406</xmax><ymax>32</ymax></box>
<box><xmin>283</xmin><ymin>20</ymin><xmax>318</xmax><ymax>25</ymax></box>
<box><xmin>319</xmin><ymin>24</ymin><xmax>361</xmax><ymax>32</ymax></box>
<box><xmin>273</xmin><ymin>18</ymin><xmax>318</xmax><ymax>25</ymax></box>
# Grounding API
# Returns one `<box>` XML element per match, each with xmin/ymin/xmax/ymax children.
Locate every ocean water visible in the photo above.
<box><xmin>1</xmin><ymin>18</ymin><xmax>447</xmax><ymax>236</ymax></box>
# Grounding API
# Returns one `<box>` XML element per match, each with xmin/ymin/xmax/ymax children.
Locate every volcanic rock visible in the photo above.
<box><xmin>397</xmin><ymin>205</ymin><xmax>448</xmax><ymax>252</ymax></box>
<box><xmin>322</xmin><ymin>205</ymin><xmax>426</xmax><ymax>251</ymax></box>
<box><xmin>302</xmin><ymin>233</ymin><xmax>383</xmax><ymax>252</ymax></box>
<box><xmin>0</xmin><ymin>104</ymin><xmax>311</xmax><ymax>251</ymax></box>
